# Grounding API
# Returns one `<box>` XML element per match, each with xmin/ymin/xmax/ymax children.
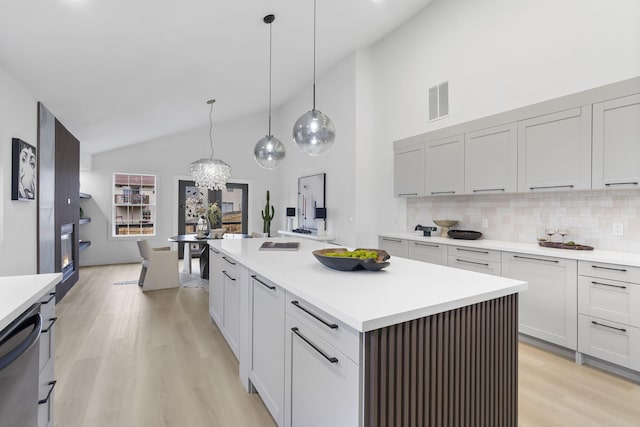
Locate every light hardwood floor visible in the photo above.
<box><xmin>55</xmin><ymin>264</ymin><xmax>640</xmax><ymax>427</ymax></box>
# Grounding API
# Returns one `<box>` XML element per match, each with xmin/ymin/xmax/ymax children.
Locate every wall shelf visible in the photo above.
<box><xmin>79</xmin><ymin>192</ymin><xmax>92</xmax><ymax>199</ymax></box>
<box><xmin>79</xmin><ymin>241</ymin><xmax>92</xmax><ymax>251</ymax></box>
<box><xmin>79</xmin><ymin>217</ymin><xmax>91</xmax><ymax>225</ymax></box>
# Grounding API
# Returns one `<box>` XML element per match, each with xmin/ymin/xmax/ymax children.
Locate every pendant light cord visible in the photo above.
<box><xmin>312</xmin><ymin>0</ymin><xmax>317</xmax><ymax>111</ymax></box>
<box><xmin>268</xmin><ymin>18</ymin><xmax>273</xmax><ymax>136</ymax></box>
<box><xmin>208</xmin><ymin>99</ymin><xmax>215</xmax><ymax>159</ymax></box>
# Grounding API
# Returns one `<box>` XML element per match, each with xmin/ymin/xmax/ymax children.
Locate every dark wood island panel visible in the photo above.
<box><xmin>365</xmin><ymin>293</ymin><xmax>518</xmax><ymax>427</ymax></box>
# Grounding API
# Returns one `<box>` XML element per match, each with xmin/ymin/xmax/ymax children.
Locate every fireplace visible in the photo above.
<box><xmin>60</xmin><ymin>223</ymin><xmax>75</xmax><ymax>281</ymax></box>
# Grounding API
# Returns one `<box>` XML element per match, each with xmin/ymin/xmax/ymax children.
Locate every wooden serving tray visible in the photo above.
<box><xmin>538</xmin><ymin>241</ymin><xmax>594</xmax><ymax>251</ymax></box>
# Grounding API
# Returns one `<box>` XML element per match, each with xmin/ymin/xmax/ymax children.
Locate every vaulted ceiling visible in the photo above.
<box><xmin>0</xmin><ymin>0</ymin><xmax>433</xmax><ymax>154</ymax></box>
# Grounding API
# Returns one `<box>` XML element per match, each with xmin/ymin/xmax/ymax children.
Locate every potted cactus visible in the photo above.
<box><xmin>261</xmin><ymin>190</ymin><xmax>275</xmax><ymax>237</ymax></box>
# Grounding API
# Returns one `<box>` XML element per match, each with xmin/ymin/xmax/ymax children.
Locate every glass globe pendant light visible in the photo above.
<box><xmin>254</xmin><ymin>14</ymin><xmax>286</xmax><ymax>169</ymax></box>
<box><xmin>293</xmin><ymin>0</ymin><xmax>335</xmax><ymax>156</ymax></box>
<box><xmin>190</xmin><ymin>99</ymin><xmax>232</xmax><ymax>190</ymax></box>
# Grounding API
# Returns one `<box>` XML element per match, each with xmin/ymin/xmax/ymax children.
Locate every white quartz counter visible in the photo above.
<box><xmin>211</xmin><ymin>238</ymin><xmax>526</xmax><ymax>332</ymax></box>
<box><xmin>0</xmin><ymin>273</ymin><xmax>61</xmax><ymax>331</ymax></box>
<box><xmin>379</xmin><ymin>232</ymin><xmax>640</xmax><ymax>267</ymax></box>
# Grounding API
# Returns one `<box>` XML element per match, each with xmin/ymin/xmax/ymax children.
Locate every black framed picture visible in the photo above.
<box><xmin>11</xmin><ymin>138</ymin><xmax>37</xmax><ymax>201</ymax></box>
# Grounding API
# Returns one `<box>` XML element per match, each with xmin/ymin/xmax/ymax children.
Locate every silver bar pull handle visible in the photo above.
<box><xmin>591</xmin><ymin>281</ymin><xmax>627</xmax><ymax>290</ymax></box>
<box><xmin>381</xmin><ymin>237</ymin><xmax>403</xmax><ymax>243</ymax></box>
<box><xmin>414</xmin><ymin>242</ymin><xmax>439</xmax><ymax>248</ymax></box>
<box><xmin>456</xmin><ymin>248</ymin><xmax>489</xmax><ymax>254</ymax></box>
<box><xmin>513</xmin><ymin>255</ymin><xmax>559</xmax><ymax>263</ymax></box>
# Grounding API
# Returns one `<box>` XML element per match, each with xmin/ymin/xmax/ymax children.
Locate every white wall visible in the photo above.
<box><xmin>0</xmin><ymin>65</ymin><xmax>38</xmax><ymax>276</ymax></box>
<box><xmin>369</xmin><ymin>0</ymin><xmax>640</xmax><ymax>235</ymax></box>
<box><xmin>276</xmin><ymin>53</ymin><xmax>358</xmax><ymax>246</ymax></box>
<box><xmin>79</xmin><ymin>111</ymin><xmax>279</xmax><ymax>266</ymax></box>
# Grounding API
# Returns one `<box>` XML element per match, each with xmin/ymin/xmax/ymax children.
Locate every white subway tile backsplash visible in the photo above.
<box><xmin>407</xmin><ymin>189</ymin><xmax>640</xmax><ymax>252</ymax></box>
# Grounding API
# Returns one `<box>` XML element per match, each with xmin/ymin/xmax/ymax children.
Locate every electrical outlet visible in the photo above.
<box><xmin>481</xmin><ymin>218</ymin><xmax>489</xmax><ymax>228</ymax></box>
<box><xmin>613</xmin><ymin>223</ymin><xmax>624</xmax><ymax>236</ymax></box>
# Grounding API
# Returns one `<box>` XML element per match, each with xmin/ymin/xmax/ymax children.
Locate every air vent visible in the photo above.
<box><xmin>428</xmin><ymin>81</ymin><xmax>449</xmax><ymax>121</ymax></box>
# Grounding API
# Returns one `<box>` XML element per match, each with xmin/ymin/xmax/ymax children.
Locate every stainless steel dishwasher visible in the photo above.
<box><xmin>0</xmin><ymin>303</ymin><xmax>42</xmax><ymax>427</ymax></box>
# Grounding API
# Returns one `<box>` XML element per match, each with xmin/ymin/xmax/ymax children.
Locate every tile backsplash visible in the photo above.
<box><xmin>407</xmin><ymin>189</ymin><xmax>640</xmax><ymax>253</ymax></box>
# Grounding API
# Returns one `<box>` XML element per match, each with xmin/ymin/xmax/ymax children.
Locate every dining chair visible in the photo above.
<box><xmin>136</xmin><ymin>239</ymin><xmax>179</xmax><ymax>291</ymax></box>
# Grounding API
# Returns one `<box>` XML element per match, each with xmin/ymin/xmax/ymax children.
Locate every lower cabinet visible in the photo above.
<box><xmin>502</xmin><ymin>252</ymin><xmax>577</xmax><ymax>350</ymax></box>
<box><xmin>447</xmin><ymin>246</ymin><xmax>501</xmax><ymax>275</ymax></box>
<box><xmin>38</xmin><ymin>291</ymin><xmax>57</xmax><ymax>427</ymax></box>
<box><xmin>222</xmin><ymin>267</ymin><xmax>240</xmax><ymax>359</ymax></box>
<box><xmin>208</xmin><ymin>247</ymin><xmax>224</xmax><ymax>327</ymax></box>
<box><xmin>408</xmin><ymin>240</ymin><xmax>447</xmax><ymax>265</ymax></box>
<box><xmin>578</xmin><ymin>315</ymin><xmax>640</xmax><ymax>371</ymax></box>
<box><xmin>378</xmin><ymin>236</ymin><xmax>408</xmax><ymax>258</ymax></box>
<box><xmin>284</xmin><ymin>310</ymin><xmax>360</xmax><ymax>427</ymax></box>
<box><xmin>249</xmin><ymin>273</ymin><xmax>285</xmax><ymax>426</ymax></box>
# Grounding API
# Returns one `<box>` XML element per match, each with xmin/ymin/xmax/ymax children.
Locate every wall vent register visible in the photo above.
<box><xmin>429</xmin><ymin>81</ymin><xmax>449</xmax><ymax>121</ymax></box>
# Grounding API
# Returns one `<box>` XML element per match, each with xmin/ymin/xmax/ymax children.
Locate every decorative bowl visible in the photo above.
<box><xmin>432</xmin><ymin>219</ymin><xmax>459</xmax><ymax>237</ymax></box>
<box><xmin>210</xmin><ymin>228</ymin><xmax>226</xmax><ymax>239</ymax></box>
<box><xmin>312</xmin><ymin>248</ymin><xmax>391</xmax><ymax>271</ymax></box>
<box><xmin>448</xmin><ymin>230</ymin><xmax>483</xmax><ymax>240</ymax></box>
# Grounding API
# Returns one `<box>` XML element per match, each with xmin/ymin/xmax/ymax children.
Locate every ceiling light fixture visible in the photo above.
<box><xmin>254</xmin><ymin>14</ymin><xmax>286</xmax><ymax>169</ymax></box>
<box><xmin>292</xmin><ymin>0</ymin><xmax>335</xmax><ymax>156</ymax></box>
<box><xmin>190</xmin><ymin>99</ymin><xmax>231</xmax><ymax>190</ymax></box>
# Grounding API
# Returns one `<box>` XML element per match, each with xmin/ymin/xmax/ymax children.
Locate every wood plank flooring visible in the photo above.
<box><xmin>54</xmin><ymin>264</ymin><xmax>640</xmax><ymax>427</ymax></box>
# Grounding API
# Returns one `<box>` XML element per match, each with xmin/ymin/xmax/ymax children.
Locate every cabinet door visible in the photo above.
<box><xmin>517</xmin><ymin>107</ymin><xmax>592</xmax><ymax>192</ymax></box>
<box><xmin>465</xmin><ymin>123</ymin><xmax>517</xmax><ymax>194</ymax></box>
<box><xmin>378</xmin><ymin>236</ymin><xmax>408</xmax><ymax>258</ymax></box>
<box><xmin>394</xmin><ymin>143</ymin><xmax>424</xmax><ymax>197</ymax></box>
<box><xmin>425</xmin><ymin>135</ymin><xmax>464</xmax><ymax>195</ymax></box>
<box><xmin>501</xmin><ymin>252</ymin><xmax>577</xmax><ymax>349</ymax></box>
<box><xmin>592</xmin><ymin>93</ymin><xmax>640</xmax><ymax>189</ymax></box>
<box><xmin>208</xmin><ymin>247</ymin><xmax>224</xmax><ymax>328</ymax></box>
<box><xmin>284</xmin><ymin>315</ymin><xmax>360</xmax><ymax>427</ymax></box>
<box><xmin>223</xmin><ymin>269</ymin><xmax>240</xmax><ymax>359</ymax></box>
<box><xmin>250</xmin><ymin>274</ymin><xmax>285</xmax><ymax>426</ymax></box>
<box><xmin>408</xmin><ymin>241</ymin><xmax>447</xmax><ymax>265</ymax></box>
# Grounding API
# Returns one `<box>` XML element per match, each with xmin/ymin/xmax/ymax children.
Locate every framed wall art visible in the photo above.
<box><xmin>297</xmin><ymin>173</ymin><xmax>325</xmax><ymax>231</ymax></box>
<box><xmin>11</xmin><ymin>138</ymin><xmax>37</xmax><ymax>201</ymax></box>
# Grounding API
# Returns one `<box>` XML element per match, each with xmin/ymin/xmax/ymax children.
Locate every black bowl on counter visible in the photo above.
<box><xmin>448</xmin><ymin>230</ymin><xmax>483</xmax><ymax>240</ymax></box>
<box><xmin>312</xmin><ymin>248</ymin><xmax>391</xmax><ymax>271</ymax></box>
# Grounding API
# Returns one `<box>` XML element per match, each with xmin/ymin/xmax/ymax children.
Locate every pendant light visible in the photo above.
<box><xmin>254</xmin><ymin>14</ymin><xmax>286</xmax><ymax>169</ymax></box>
<box><xmin>190</xmin><ymin>99</ymin><xmax>232</xmax><ymax>190</ymax></box>
<box><xmin>292</xmin><ymin>0</ymin><xmax>335</xmax><ymax>156</ymax></box>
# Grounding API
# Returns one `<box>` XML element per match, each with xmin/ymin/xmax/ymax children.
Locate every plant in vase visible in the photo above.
<box><xmin>261</xmin><ymin>190</ymin><xmax>274</xmax><ymax>237</ymax></box>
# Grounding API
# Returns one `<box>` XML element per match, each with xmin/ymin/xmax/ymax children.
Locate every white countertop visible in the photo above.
<box><xmin>0</xmin><ymin>273</ymin><xmax>62</xmax><ymax>331</ymax></box>
<box><xmin>210</xmin><ymin>238</ymin><xmax>526</xmax><ymax>332</ymax></box>
<box><xmin>378</xmin><ymin>232</ymin><xmax>640</xmax><ymax>267</ymax></box>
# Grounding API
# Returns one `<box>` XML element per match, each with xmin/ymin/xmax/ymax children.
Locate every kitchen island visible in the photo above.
<box><xmin>209</xmin><ymin>237</ymin><xmax>527</xmax><ymax>427</ymax></box>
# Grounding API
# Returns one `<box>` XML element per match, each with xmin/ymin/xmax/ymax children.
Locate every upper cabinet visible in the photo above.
<box><xmin>424</xmin><ymin>134</ymin><xmax>464</xmax><ymax>195</ymax></box>
<box><xmin>394</xmin><ymin>143</ymin><xmax>424</xmax><ymax>197</ymax></box>
<box><xmin>592</xmin><ymin>93</ymin><xmax>640</xmax><ymax>190</ymax></box>
<box><xmin>517</xmin><ymin>106</ymin><xmax>592</xmax><ymax>192</ymax></box>
<box><xmin>464</xmin><ymin>123</ymin><xmax>517</xmax><ymax>194</ymax></box>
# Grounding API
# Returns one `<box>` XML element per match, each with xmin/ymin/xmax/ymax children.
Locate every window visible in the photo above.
<box><xmin>112</xmin><ymin>173</ymin><xmax>156</xmax><ymax>237</ymax></box>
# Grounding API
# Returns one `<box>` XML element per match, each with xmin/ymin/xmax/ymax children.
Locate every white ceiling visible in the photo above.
<box><xmin>0</xmin><ymin>0</ymin><xmax>433</xmax><ymax>154</ymax></box>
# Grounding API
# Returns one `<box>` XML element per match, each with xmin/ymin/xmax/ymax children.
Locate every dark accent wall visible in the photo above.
<box><xmin>37</xmin><ymin>103</ymin><xmax>80</xmax><ymax>302</ymax></box>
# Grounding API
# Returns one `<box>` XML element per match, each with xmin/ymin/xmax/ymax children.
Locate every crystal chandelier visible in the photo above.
<box><xmin>190</xmin><ymin>99</ymin><xmax>231</xmax><ymax>190</ymax></box>
<box><xmin>254</xmin><ymin>14</ymin><xmax>286</xmax><ymax>169</ymax></box>
<box><xmin>292</xmin><ymin>0</ymin><xmax>335</xmax><ymax>156</ymax></box>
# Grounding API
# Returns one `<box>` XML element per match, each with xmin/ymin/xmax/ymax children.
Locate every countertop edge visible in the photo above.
<box><xmin>0</xmin><ymin>273</ymin><xmax>62</xmax><ymax>331</ymax></box>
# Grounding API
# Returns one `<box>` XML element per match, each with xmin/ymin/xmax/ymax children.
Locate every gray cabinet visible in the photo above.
<box><xmin>517</xmin><ymin>106</ymin><xmax>592</xmax><ymax>192</ymax></box>
<box><xmin>464</xmin><ymin>123</ymin><xmax>517</xmax><ymax>194</ymax></box>
<box><xmin>378</xmin><ymin>236</ymin><xmax>408</xmax><ymax>258</ymax></box>
<box><xmin>394</xmin><ymin>143</ymin><xmax>424</xmax><ymax>197</ymax></box>
<box><xmin>208</xmin><ymin>247</ymin><xmax>224</xmax><ymax>327</ymax></box>
<box><xmin>250</xmin><ymin>273</ymin><xmax>285</xmax><ymax>426</ymax></box>
<box><xmin>408</xmin><ymin>240</ymin><xmax>447</xmax><ymax>265</ymax></box>
<box><xmin>592</xmin><ymin>93</ymin><xmax>640</xmax><ymax>190</ymax></box>
<box><xmin>38</xmin><ymin>292</ymin><xmax>56</xmax><ymax>427</ymax></box>
<box><xmin>502</xmin><ymin>252</ymin><xmax>577</xmax><ymax>350</ymax></box>
<box><xmin>222</xmin><ymin>256</ymin><xmax>240</xmax><ymax>359</ymax></box>
<box><xmin>425</xmin><ymin>135</ymin><xmax>464</xmax><ymax>195</ymax></box>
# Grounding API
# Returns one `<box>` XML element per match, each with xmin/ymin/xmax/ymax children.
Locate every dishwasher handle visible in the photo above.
<box><xmin>0</xmin><ymin>304</ymin><xmax>42</xmax><ymax>371</ymax></box>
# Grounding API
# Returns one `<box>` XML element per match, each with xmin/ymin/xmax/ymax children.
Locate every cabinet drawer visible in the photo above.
<box><xmin>578</xmin><ymin>314</ymin><xmax>640</xmax><ymax>371</ymax></box>
<box><xmin>285</xmin><ymin>293</ymin><xmax>360</xmax><ymax>364</ymax></box>
<box><xmin>38</xmin><ymin>292</ymin><xmax>56</xmax><ymax>373</ymax></box>
<box><xmin>449</xmin><ymin>245</ymin><xmax>501</xmax><ymax>262</ymax></box>
<box><xmin>378</xmin><ymin>237</ymin><xmax>408</xmax><ymax>258</ymax></box>
<box><xmin>38</xmin><ymin>362</ymin><xmax>55</xmax><ymax>427</ymax></box>
<box><xmin>408</xmin><ymin>241</ymin><xmax>447</xmax><ymax>265</ymax></box>
<box><xmin>448</xmin><ymin>256</ymin><xmax>501</xmax><ymax>276</ymax></box>
<box><xmin>578</xmin><ymin>276</ymin><xmax>640</xmax><ymax>327</ymax></box>
<box><xmin>579</xmin><ymin>261</ymin><xmax>640</xmax><ymax>284</ymax></box>
<box><xmin>220</xmin><ymin>254</ymin><xmax>239</xmax><ymax>278</ymax></box>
